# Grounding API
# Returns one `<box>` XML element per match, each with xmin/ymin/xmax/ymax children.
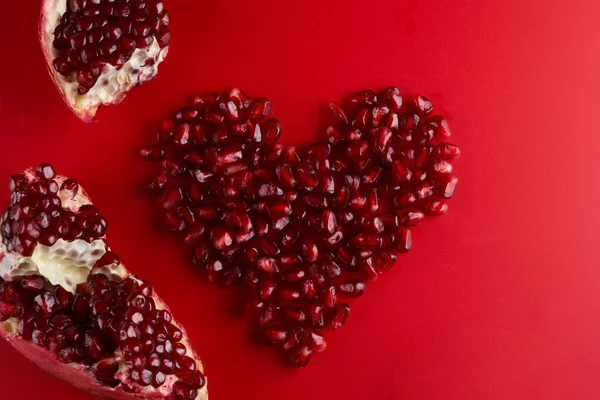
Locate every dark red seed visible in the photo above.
<box><xmin>35</xmin><ymin>163</ymin><xmax>56</xmax><ymax>179</ymax></box>
<box><xmin>304</xmin><ymin>329</ymin><xmax>327</xmax><ymax>352</ymax></box>
<box><xmin>338</xmin><ymin>280</ymin><xmax>366</xmax><ymax>297</ymax></box>
<box><xmin>173</xmin><ymin>381</ymin><xmax>200</xmax><ymax>399</ymax></box>
<box><xmin>309</xmin><ymin>304</ymin><xmax>325</xmax><ymax>328</ymax></box>
<box><xmin>289</xmin><ymin>346</ymin><xmax>312</xmax><ymax>368</ymax></box>
<box><xmin>93</xmin><ymin>358</ymin><xmax>119</xmax><ymax>377</ymax></box>
<box><xmin>331</xmin><ymin>303</ymin><xmax>351</xmax><ymax>329</ymax></box>
<box><xmin>0</xmin><ymin>301</ymin><xmax>23</xmax><ymax>318</ymax></box>
<box><xmin>395</xmin><ymin>228</ymin><xmax>412</xmax><ymax>253</ymax></box>
<box><xmin>264</xmin><ymin>326</ymin><xmax>288</xmax><ymax>342</ymax></box>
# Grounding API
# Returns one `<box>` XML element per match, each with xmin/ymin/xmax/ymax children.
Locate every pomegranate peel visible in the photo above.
<box><xmin>142</xmin><ymin>88</ymin><xmax>461</xmax><ymax>367</ymax></box>
<box><xmin>39</xmin><ymin>0</ymin><xmax>171</xmax><ymax>122</ymax></box>
<box><xmin>0</xmin><ymin>166</ymin><xmax>207</xmax><ymax>400</ymax></box>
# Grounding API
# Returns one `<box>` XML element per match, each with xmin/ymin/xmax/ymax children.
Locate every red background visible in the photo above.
<box><xmin>1</xmin><ymin>0</ymin><xmax>599</xmax><ymax>399</ymax></box>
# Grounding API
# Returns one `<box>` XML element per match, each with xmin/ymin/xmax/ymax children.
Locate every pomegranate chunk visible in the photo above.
<box><xmin>0</xmin><ymin>165</ymin><xmax>207</xmax><ymax>399</ymax></box>
<box><xmin>142</xmin><ymin>88</ymin><xmax>460</xmax><ymax>367</ymax></box>
<box><xmin>39</xmin><ymin>0</ymin><xmax>172</xmax><ymax>122</ymax></box>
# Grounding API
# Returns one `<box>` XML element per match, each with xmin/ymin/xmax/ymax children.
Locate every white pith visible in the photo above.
<box><xmin>41</xmin><ymin>0</ymin><xmax>169</xmax><ymax>121</ymax></box>
<box><xmin>0</xmin><ymin>170</ymin><xmax>207</xmax><ymax>400</ymax></box>
<box><xmin>0</xmin><ymin>172</ymin><xmax>117</xmax><ymax>292</ymax></box>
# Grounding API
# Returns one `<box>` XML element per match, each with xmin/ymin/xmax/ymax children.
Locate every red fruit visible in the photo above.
<box><xmin>39</xmin><ymin>0</ymin><xmax>172</xmax><ymax>122</ymax></box>
<box><xmin>0</xmin><ymin>166</ymin><xmax>207</xmax><ymax>399</ymax></box>
<box><xmin>142</xmin><ymin>88</ymin><xmax>460</xmax><ymax>367</ymax></box>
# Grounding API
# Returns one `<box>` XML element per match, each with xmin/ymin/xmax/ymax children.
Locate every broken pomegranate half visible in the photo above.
<box><xmin>39</xmin><ymin>0</ymin><xmax>171</xmax><ymax>122</ymax></box>
<box><xmin>142</xmin><ymin>88</ymin><xmax>460</xmax><ymax>367</ymax></box>
<box><xmin>0</xmin><ymin>165</ymin><xmax>207</xmax><ymax>399</ymax></box>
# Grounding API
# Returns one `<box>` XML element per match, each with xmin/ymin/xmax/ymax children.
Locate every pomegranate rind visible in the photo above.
<box><xmin>38</xmin><ymin>0</ymin><xmax>170</xmax><ymax>123</ymax></box>
<box><xmin>0</xmin><ymin>170</ymin><xmax>207</xmax><ymax>400</ymax></box>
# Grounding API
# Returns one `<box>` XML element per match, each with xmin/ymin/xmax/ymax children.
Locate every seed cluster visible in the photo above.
<box><xmin>51</xmin><ymin>0</ymin><xmax>171</xmax><ymax>94</ymax></box>
<box><xmin>1</xmin><ymin>164</ymin><xmax>107</xmax><ymax>256</ymax></box>
<box><xmin>1</xmin><ymin>164</ymin><xmax>205</xmax><ymax>398</ymax></box>
<box><xmin>142</xmin><ymin>88</ymin><xmax>460</xmax><ymax>366</ymax></box>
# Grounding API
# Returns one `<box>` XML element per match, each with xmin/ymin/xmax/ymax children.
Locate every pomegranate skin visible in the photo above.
<box><xmin>0</xmin><ymin>167</ymin><xmax>208</xmax><ymax>400</ymax></box>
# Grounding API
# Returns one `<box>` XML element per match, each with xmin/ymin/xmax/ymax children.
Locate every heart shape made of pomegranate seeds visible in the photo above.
<box><xmin>141</xmin><ymin>87</ymin><xmax>460</xmax><ymax>367</ymax></box>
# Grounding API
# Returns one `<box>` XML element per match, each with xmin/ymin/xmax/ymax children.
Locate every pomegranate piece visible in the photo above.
<box><xmin>39</xmin><ymin>0</ymin><xmax>172</xmax><ymax>122</ymax></box>
<box><xmin>142</xmin><ymin>88</ymin><xmax>460</xmax><ymax>367</ymax></box>
<box><xmin>0</xmin><ymin>165</ymin><xmax>207</xmax><ymax>399</ymax></box>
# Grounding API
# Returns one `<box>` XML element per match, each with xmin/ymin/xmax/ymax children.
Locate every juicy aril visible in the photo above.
<box><xmin>142</xmin><ymin>87</ymin><xmax>460</xmax><ymax>367</ymax></box>
<box><xmin>39</xmin><ymin>0</ymin><xmax>171</xmax><ymax>122</ymax></box>
<box><xmin>0</xmin><ymin>165</ymin><xmax>207</xmax><ymax>399</ymax></box>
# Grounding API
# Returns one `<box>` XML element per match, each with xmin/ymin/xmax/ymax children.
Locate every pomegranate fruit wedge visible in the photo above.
<box><xmin>0</xmin><ymin>165</ymin><xmax>207</xmax><ymax>399</ymax></box>
<box><xmin>142</xmin><ymin>88</ymin><xmax>460</xmax><ymax>367</ymax></box>
<box><xmin>39</xmin><ymin>0</ymin><xmax>171</xmax><ymax>122</ymax></box>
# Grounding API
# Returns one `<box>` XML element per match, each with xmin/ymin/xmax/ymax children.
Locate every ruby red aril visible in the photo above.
<box><xmin>142</xmin><ymin>88</ymin><xmax>460</xmax><ymax>367</ymax></box>
<box><xmin>0</xmin><ymin>166</ymin><xmax>207</xmax><ymax>399</ymax></box>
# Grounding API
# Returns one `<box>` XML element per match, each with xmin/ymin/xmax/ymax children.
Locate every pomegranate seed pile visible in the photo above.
<box><xmin>1</xmin><ymin>164</ymin><xmax>107</xmax><ymax>256</ymax></box>
<box><xmin>142</xmin><ymin>88</ymin><xmax>460</xmax><ymax>367</ymax></box>
<box><xmin>51</xmin><ymin>0</ymin><xmax>171</xmax><ymax>94</ymax></box>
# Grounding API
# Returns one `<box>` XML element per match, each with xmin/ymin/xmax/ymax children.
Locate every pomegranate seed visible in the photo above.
<box><xmin>173</xmin><ymin>382</ymin><xmax>199</xmax><ymax>399</ymax></box>
<box><xmin>329</xmin><ymin>103</ymin><xmax>349</xmax><ymax>125</ymax></box>
<box><xmin>258</xmin><ymin>304</ymin><xmax>277</xmax><ymax>328</ymax></box>
<box><xmin>93</xmin><ymin>357</ymin><xmax>119</xmax><ymax>377</ymax></box>
<box><xmin>258</xmin><ymin>279</ymin><xmax>277</xmax><ymax>299</ymax></box>
<box><xmin>423</xmin><ymin>199</ymin><xmax>449</xmax><ymax>216</ymax></box>
<box><xmin>331</xmin><ymin>303</ymin><xmax>351</xmax><ymax>330</ymax></box>
<box><xmin>249</xmin><ymin>98</ymin><xmax>273</xmax><ymax>120</ymax></box>
<box><xmin>256</xmin><ymin>258</ymin><xmax>279</xmax><ymax>275</ymax></box>
<box><xmin>437</xmin><ymin>176</ymin><xmax>459</xmax><ymax>199</ymax></box>
<box><xmin>415</xmin><ymin>95</ymin><xmax>433</xmax><ymax>115</ymax></box>
<box><xmin>0</xmin><ymin>301</ymin><xmax>24</xmax><ymax>318</ymax></box>
<box><xmin>309</xmin><ymin>304</ymin><xmax>325</xmax><ymax>328</ymax></box>
<box><xmin>302</xmin><ymin>239</ymin><xmax>319</xmax><ymax>263</ymax></box>
<box><xmin>351</xmin><ymin>90</ymin><xmax>378</xmax><ymax>106</ymax></box>
<box><xmin>264</xmin><ymin>327</ymin><xmax>288</xmax><ymax>342</ymax></box>
<box><xmin>438</xmin><ymin>143</ymin><xmax>461</xmax><ymax>160</ymax></box>
<box><xmin>281</xmin><ymin>306</ymin><xmax>306</xmax><ymax>323</ymax></box>
<box><xmin>289</xmin><ymin>346</ymin><xmax>312</xmax><ymax>368</ymax></box>
<box><xmin>338</xmin><ymin>280</ymin><xmax>366</xmax><ymax>297</ymax></box>
<box><xmin>176</xmin><ymin>355</ymin><xmax>196</xmax><ymax>371</ymax></box>
<box><xmin>282</xmin><ymin>326</ymin><xmax>303</xmax><ymax>352</ymax></box>
<box><xmin>302</xmin><ymin>279</ymin><xmax>318</xmax><ymax>300</ymax></box>
<box><xmin>375</xmin><ymin>252</ymin><xmax>397</xmax><ymax>275</ymax></box>
<box><xmin>304</xmin><ymin>329</ymin><xmax>327</xmax><ymax>352</ymax></box>
<box><xmin>211</xmin><ymin>228</ymin><xmax>233</xmax><ymax>250</ymax></box>
<box><xmin>33</xmin><ymin>291</ymin><xmax>58</xmax><ymax>315</ymax></box>
<box><xmin>35</xmin><ymin>163</ymin><xmax>56</xmax><ymax>179</ymax></box>
<box><xmin>360</xmin><ymin>257</ymin><xmax>379</xmax><ymax>282</ymax></box>
<box><xmin>395</xmin><ymin>228</ymin><xmax>412</xmax><ymax>253</ymax></box>
<box><xmin>384</xmin><ymin>87</ymin><xmax>403</xmax><ymax>110</ymax></box>
<box><xmin>321</xmin><ymin>285</ymin><xmax>337</xmax><ymax>308</ymax></box>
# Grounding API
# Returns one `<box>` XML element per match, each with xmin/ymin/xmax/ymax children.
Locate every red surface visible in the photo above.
<box><xmin>1</xmin><ymin>0</ymin><xmax>599</xmax><ymax>399</ymax></box>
